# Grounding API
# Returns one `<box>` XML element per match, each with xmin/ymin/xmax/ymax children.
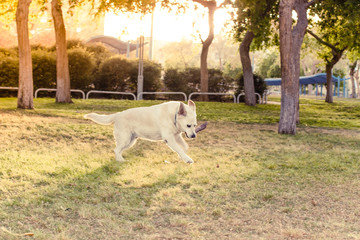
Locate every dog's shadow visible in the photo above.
<box><xmin>33</xmin><ymin>160</ymin><xmax>180</xmax><ymax>224</ymax></box>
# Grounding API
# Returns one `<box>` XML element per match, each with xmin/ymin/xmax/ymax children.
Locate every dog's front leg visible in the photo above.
<box><xmin>175</xmin><ymin>134</ymin><xmax>189</xmax><ymax>152</ymax></box>
<box><xmin>165</xmin><ymin>137</ymin><xmax>194</xmax><ymax>164</ymax></box>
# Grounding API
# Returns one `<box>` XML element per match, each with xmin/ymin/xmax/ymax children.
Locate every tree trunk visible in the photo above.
<box><xmin>239</xmin><ymin>30</ymin><xmax>256</xmax><ymax>106</ymax></box>
<box><xmin>349</xmin><ymin>60</ymin><xmax>357</xmax><ymax>98</ymax></box>
<box><xmin>16</xmin><ymin>0</ymin><xmax>33</xmax><ymax>109</ymax></box>
<box><xmin>325</xmin><ymin>64</ymin><xmax>333</xmax><ymax>103</ymax></box>
<box><xmin>355</xmin><ymin>62</ymin><xmax>359</xmax><ymax>98</ymax></box>
<box><xmin>51</xmin><ymin>0</ymin><xmax>72</xmax><ymax>103</ymax></box>
<box><xmin>194</xmin><ymin>0</ymin><xmax>216</xmax><ymax>101</ymax></box>
<box><xmin>278</xmin><ymin>0</ymin><xmax>308</xmax><ymax>134</ymax></box>
<box><xmin>324</xmin><ymin>48</ymin><xmax>345</xmax><ymax>103</ymax></box>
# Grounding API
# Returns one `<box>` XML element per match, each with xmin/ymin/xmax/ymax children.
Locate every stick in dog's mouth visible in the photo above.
<box><xmin>195</xmin><ymin>122</ymin><xmax>208</xmax><ymax>133</ymax></box>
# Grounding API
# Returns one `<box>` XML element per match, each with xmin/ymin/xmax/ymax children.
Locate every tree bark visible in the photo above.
<box><xmin>194</xmin><ymin>0</ymin><xmax>216</xmax><ymax>101</ymax></box>
<box><xmin>239</xmin><ymin>30</ymin><xmax>256</xmax><ymax>106</ymax></box>
<box><xmin>349</xmin><ymin>60</ymin><xmax>357</xmax><ymax>98</ymax></box>
<box><xmin>324</xmin><ymin>48</ymin><xmax>345</xmax><ymax>103</ymax></box>
<box><xmin>51</xmin><ymin>0</ymin><xmax>72</xmax><ymax>103</ymax></box>
<box><xmin>325</xmin><ymin>64</ymin><xmax>333</xmax><ymax>103</ymax></box>
<box><xmin>278</xmin><ymin>0</ymin><xmax>309</xmax><ymax>134</ymax></box>
<box><xmin>355</xmin><ymin>62</ymin><xmax>359</xmax><ymax>98</ymax></box>
<box><xmin>16</xmin><ymin>0</ymin><xmax>34</xmax><ymax>109</ymax></box>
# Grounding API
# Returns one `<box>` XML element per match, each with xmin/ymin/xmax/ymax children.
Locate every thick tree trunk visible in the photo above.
<box><xmin>278</xmin><ymin>0</ymin><xmax>308</xmax><ymax>134</ymax></box>
<box><xmin>194</xmin><ymin>0</ymin><xmax>216</xmax><ymax>101</ymax></box>
<box><xmin>51</xmin><ymin>0</ymin><xmax>72</xmax><ymax>103</ymax></box>
<box><xmin>16</xmin><ymin>0</ymin><xmax>33</xmax><ymax>109</ymax></box>
<box><xmin>349</xmin><ymin>60</ymin><xmax>357</xmax><ymax>98</ymax></box>
<box><xmin>239</xmin><ymin>30</ymin><xmax>256</xmax><ymax>106</ymax></box>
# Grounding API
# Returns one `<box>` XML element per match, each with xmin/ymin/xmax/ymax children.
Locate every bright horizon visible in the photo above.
<box><xmin>104</xmin><ymin>4</ymin><xmax>233</xmax><ymax>42</ymax></box>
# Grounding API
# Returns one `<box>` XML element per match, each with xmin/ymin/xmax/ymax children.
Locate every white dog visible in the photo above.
<box><xmin>84</xmin><ymin>101</ymin><xmax>197</xmax><ymax>163</ymax></box>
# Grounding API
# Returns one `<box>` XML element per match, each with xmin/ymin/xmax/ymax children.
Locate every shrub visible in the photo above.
<box><xmin>32</xmin><ymin>49</ymin><xmax>56</xmax><ymax>90</ymax></box>
<box><xmin>0</xmin><ymin>56</ymin><xmax>18</xmax><ymax>87</ymax></box>
<box><xmin>163</xmin><ymin>67</ymin><xmax>234</xmax><ymax>101</ymax></box>
<box><xmin>0</xmin><ymin>47</ymin><xmax>17</xmax><ymax>58</ymax></box>
<box><xmin>68</xmin><ymin>47</ymin><xmax>96</xmax><ymax>90</ymax></box>
<box><xmin>235</xmin><ymin>74</ymin><xmax>268</xmax><ymax>102</ymax></box>
<box><xmin>163</xmin><ymin>68</ymin><xmax>194</xmax><ymax>95</ymax></box>
<box><xmin>208</xmin><ymin>68</ymin><xmax>234</xmax><ymax>94</ymax></box>
<box><xmin>128</xmin><ymin>59</ymin><xmax>163</xmax><ymax>94</ymax></box>
<box><xmin>0</xmin><ymin>56</ymin><xmax>19</xmax><ymax>97</ymax></box>
<box><xmin>85</xmin><ymin>43</ymin><xmax>114</xmax><ymax>67</ymax></box>
<box><xmin>94</xmin><ymin>56</ymin><xmax>132</xmax><ymax>92</ymax></box>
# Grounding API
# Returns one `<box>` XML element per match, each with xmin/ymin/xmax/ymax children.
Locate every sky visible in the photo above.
<box><xmin>104</xmin><ymin>3</ymin><xmax>233</xmax><ymax>42</ymax></box>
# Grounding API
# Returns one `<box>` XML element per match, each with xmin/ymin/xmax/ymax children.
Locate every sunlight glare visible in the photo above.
<box><xmin>104</xmin><ymin>4</ymin><xmax>232</xmax><ymax>42</ymax></box>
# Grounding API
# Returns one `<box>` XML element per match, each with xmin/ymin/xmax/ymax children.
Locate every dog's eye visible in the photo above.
<box><xmin>187</xmin><ymin>124</ymin><xmax>191</xmax><ymax>128</ymax></box>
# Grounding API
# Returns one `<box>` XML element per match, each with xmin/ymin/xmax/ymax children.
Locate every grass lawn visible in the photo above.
<box><xmin>0</xmin><ymin>97</ymin><xmax>360</xmax><ymax>239</ymax></box>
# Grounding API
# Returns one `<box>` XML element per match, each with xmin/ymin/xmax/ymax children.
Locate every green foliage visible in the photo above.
<box><xmin>0</xmin><ymin>40</ymin><xmax>164</xmax><ymax>97</ymax></box>
<box><xmin>94</xmin><ymin>0</ymin><xmax>187</xmax><ymax>16</ymax></box>
<box><xmin>94</xmin><ymin>57</ymin><xmax>162</xmax><ymax>96</ymax></box>
<box><xmin>32</xmin><ymin>49</ymin><xmax>56</xmax><ymax>89</ymax></box>
<box><xmin>48</xmin><ymin>39</ymin><xmax>86</xmax><ymax>52</ymax></box>
<box><xmin>163</xmin><ymin>67</ymin><xmax>235</xmax><ymax>101</ymax></box>
<box><xmin>256</xmin><ymin>51</ymin><xmax>279</xmax><ymax>78</ymax></box>
<box><xmin>0</xmin><ymin>55</ymin><xmax>18</xmax><ymax>87</ymax></box>
<box><xmin>236</xmin><ymin>73</ymin><xmax>267</xmax><ymax>101</ymax></box>
<box><xmin>128</xmin><ymin>59</ymin><xmax>163</xmax><ymax>94</ymax></box>
<box><xmin>267</xmin><ymin>64</ymin><xmax>281</xmax><ymax>78</ymax></box>
<box><xmin>0</xmin><ymin>47</ymin><xmax>17</xmax><ymax>58</ymax></box>
<box><xmin>68</xmin><ymin>47</ymin><xmax>96</xmax><ymax>90</ymax></box>
<box><xmin>233</xmin><ymin>0</ymin><xmax>279</xmax><ymax>50</ymax></box>
<box><xmin>163</xmin><ymin>68</ymin><xmax>192</xmax><ymax>95</ymax></box>
<box><xmin>163</xmin><ymin>67</ymin><xmax>199</xmax><ymax>96</ymax></box>
<box><xmin>85</xmin><ymin>43</ymin><xmax>114</xmax><ymax>69</ymax></box>
<box><xmin>95</xmin><ymin>56</ymin><xmax>132</xmax><ymax>92</ymax></box>
<box><xmin>309</xmin><ymin>0</ymin><xmax>360</xmax><ymax>61</ymax></box>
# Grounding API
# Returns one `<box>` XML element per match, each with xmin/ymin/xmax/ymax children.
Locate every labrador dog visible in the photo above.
<box><xmin>84</xmin><ymin>101</ymin><xmax>197</xmax><ymax>163</ymax></box>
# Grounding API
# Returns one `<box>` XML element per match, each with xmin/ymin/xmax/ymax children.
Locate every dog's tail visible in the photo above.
<box><xmin>84</xmin><ymin>113</ymin><xmax>116</xmax><ymax>125</ymax></box>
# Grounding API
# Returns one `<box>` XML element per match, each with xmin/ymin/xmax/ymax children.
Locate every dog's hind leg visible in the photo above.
<box><xmin>113</xmin><ymin>130</ymin><xmax>137</xmax><ymax>162</ymax></box>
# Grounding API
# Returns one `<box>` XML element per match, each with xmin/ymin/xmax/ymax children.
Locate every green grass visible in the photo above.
<box><xmin>1</xmin><ymin>97</ymin><xmax>360</xmax><ymax>239</ymax></box>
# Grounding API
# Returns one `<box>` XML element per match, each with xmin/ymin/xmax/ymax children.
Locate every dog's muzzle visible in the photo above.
<box><xmin>186</xmin><ymin>132</ymin><xmax>196</xmax><ymax>139</ymax></box>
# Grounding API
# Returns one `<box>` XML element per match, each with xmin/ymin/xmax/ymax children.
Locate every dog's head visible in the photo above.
<box><xmin>176</xmin><ymin>100</ymin><xmax>197</xmax><ymax>139</ymax></box>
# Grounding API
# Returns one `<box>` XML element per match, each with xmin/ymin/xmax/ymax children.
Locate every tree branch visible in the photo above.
<box><xmin>217</xmin><ymin>0</ymin><xmax>232</xmax><ymax>9</ymax></box>
<box><xmin>199</xmin><ymin>33</ymin><xmax>204</xmax><ymax>44</ymax></box>
<box><xmin>306</xmin><ymin>29</ymin><xmax>338</xmax><ymax>50</ymax></box>
<box><xmin>193</xmin><ymin>0</ymin><xmax>216</xmax><ymax>9</ymax></box>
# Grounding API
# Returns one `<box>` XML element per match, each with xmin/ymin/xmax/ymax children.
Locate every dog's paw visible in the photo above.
<box><xmin>115</xmin><ymin>156</ymin><xmax>126</xmax><ymax>163</ymax></box>
<box><xmin>183</xmin><ymin>157</ymin><xmax>194</xmax><ymax>164</ymax></box>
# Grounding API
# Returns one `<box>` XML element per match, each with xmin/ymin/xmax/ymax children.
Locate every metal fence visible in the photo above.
<box><xmin>1</xmin><ymin>87</ymin><xmax>267</xmax><ymax>104</ymax></box>
<box><xmin>188</xmin><ymin>92</ymin><xmax>237</xmax><ymax>103</ymax></box>
<box><xmin>35</xmin><ymin>88</ymin><xmax>85</xmax><ymax>99</ymax></box>
<box><xmin>237</xmin><ymin>91</ymin><xmax>263</xmax><ymax>104</ymax></box>
<box><xmin>86</xmin><ymin>90</ymin><xmax>136</xmax><ymax>100</ymax></box>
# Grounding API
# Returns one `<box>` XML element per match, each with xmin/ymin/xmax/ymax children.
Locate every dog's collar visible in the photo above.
<box><xmin>174</xmin><ymin>111</ymin><xmax>177</xmax><ymax>127</ymax></box>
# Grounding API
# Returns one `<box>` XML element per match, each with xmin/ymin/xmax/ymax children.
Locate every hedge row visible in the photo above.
<box><xmin>0</xmin><ymin>40</ymin><xmax>267</xmax><ymax>101</ymax></box>
<box><xmin>0</xmin><ymin>41</ymin><xmax>162</xmax><ymax>97</ymax></box>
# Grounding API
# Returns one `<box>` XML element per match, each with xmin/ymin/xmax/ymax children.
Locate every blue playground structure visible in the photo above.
<box><xmin>265</xmin><ymin>73</ymin><xmax>349</xmax><ymax>97</ymax></box>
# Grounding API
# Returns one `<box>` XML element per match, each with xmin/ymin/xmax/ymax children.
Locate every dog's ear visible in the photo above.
<box><xmin>188</xmin><ymin>100</ymin><xmax>196</xmax><ymax>112</ymax></box>
<box><xmin>178</xmin><ymin>102</ymin><xmax>187</xmax><ymax>116</ymax></box>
